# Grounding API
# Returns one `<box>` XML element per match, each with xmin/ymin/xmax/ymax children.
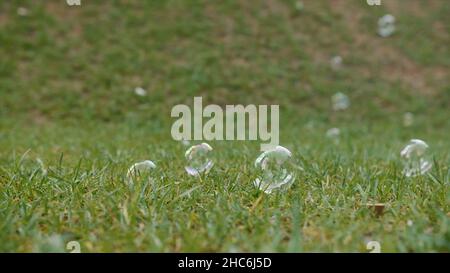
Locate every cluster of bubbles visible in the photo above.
<box><xmin>126</xmin><ymin>144</ymin><xmax>295</xmax><ymax>194</ymax></box>
<box><xmin>126</xmin><ymin>138</ymin><xmax>433</xmax><ymax>194</ymax></box>
<box><xmin>124</xmin><ymin>13</ymin><xmax>433</xmax><ymax>194</ymax></box>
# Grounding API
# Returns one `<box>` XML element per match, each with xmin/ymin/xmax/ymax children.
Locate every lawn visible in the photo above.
<box><xmin>0</xmin><ymin>0</ymin><xmax>449</xmax><ymax>252</ymax></box>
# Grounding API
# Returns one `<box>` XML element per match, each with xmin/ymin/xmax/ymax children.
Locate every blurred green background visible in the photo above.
<box><xmin>1</xmin><ymin>0</ymin><xmax>448</xmax><ymax>127</ymax></box>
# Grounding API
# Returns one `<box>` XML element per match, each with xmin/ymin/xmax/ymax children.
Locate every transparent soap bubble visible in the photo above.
<box><xmin>326</xmin><ymin>127</ymin><xmax>340</xmax><ymax>143</ymax></box>
<box><xmin>403</xmin><ymin>112</ymin><xmax>414</xmax><ymax>127</ymax></box>
<box><xmin>33</xmin><ymin>234</ymin><xmax>65</xmax><ymax>253</ymax></box>
<box><xmin>181</xmin><ymin>139</ymin><xmax>191</xmax><ymax>146</ymax></box>
<box><xmin>134</xmin><ymin>87</ymin><xmax>147</xmax><ymax>96</ymax></box>
<box><xmin>254</xmin><ymin>146</ymin><xmax>295</xmax><ymax>194</ymax></box>
<box><xmin>126</xmin><ymin>160</ymin><xmax>156</xmax><ymax>184</ymax></box>
<box><xmin>185</xmin><ymin>143</ymin><xmax>214</xmax><ymax>176</ymax></box>
<box><xmin>378</xmin><ymin>14</ymin><xmax>396</xmax><ymax>37</ymax></box>
<box><xmin>17</xmin><ymin>7</ymin><xmax>29</xmax><ymax>17</ymax></box>
<box><xmin>332</xmin><ymin>92</ymin><xmax>350</xmax><ymax>111</ymax></box>
<box><xmin>295</xmin><ymin>1</ymin><xmax>304</xmax><ymax>12</ymax></box>
<box><xmin>400</xmin><ymin>139</ymin><xmax>432</xmax><ymax>177</ymax></box>
<box><xmin>330</xmin><ymin>55</ymin><xmax>343</xmax><ymax>70</ymax></box>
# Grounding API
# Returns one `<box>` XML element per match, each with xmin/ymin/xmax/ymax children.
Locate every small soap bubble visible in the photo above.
<box><xmin>185</xmin><ymin>143</ymin><xmax>214</xmax><ymax>176</ymax></box>
<box><xmin>400</xmin><ymin>139</ymin><xmax>432</xmax><ymax>177</ymax></box>
<box><xmin>403</xmin><ymin>112</ymin><xmax>414</xmax><ymax>127</ymax></box>
<box><xmin>326</xmin><ymin>128</ymin><xmax>340</xmax><ymax>143</ymax></box>
<box><xmin>378</xmin><ymin>14</ymin><xmax>396</xmax><ymax>37</ymax></box>
<box><xmin>295</xmin><ymin>1</ymin><xmax>304</xmax><ymax>12</ymax></box>
<box><xmin>330</xmin><ymin>55</ymin><xmax>343</xmax><ymax>70</ymax></box>
<box><xmin>34</xmin><ymin>234</ymin><xmax>65</xmax><ymax>253</ymax></box>
<box><xmin>332</xmin><ymin>92</ymin><xmax>350</xmax><ymax>111</ymax></box>
<box><xmin>181</xmin><ymin>140</ymin><xmax>191</xmax><ymax>146</ymax></box>
<box><xmin>17</xmin><ymin>7</ymin><xmax>29</xmax><ymax>17</ymax></box>
<box><xmin>254</xmin><ymin>146</ymin><xmax>295</xmax><ymax>194</ymax></box>
<box><xmin>126</xmin><ymin>160</ymin><xmax>156</xmax><ymax>183</ymax></box>
<box><xmin>134</xmin><ymin>87</ymin><xmax>147</xmax><ymax>96</ymax></box>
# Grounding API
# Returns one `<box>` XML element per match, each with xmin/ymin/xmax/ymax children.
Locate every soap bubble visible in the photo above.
<box><xmin>330</xmin><ymin>55</ymin><xmax>343</xmax><ymax>70</ymax></box>
<box><xmin>185</xmin><ymin>143</ymin><xmax>214</xmax><ymax>176</ymax></box>
<box><xmin>332</xmin><ymin>92</ymin><xmax>350</xmax><ymax>111</ymax></box>
<box><xmin>33</xmin><ymin>234</ymin><xmax>65</xmax><ymax>253</ymax></box>
<box><xmin>127</xmin><ymin>160</ymin><xmax>156</xmax><ymax>183</ymax></box>
<box><xmin>326</xmin><ymin>128</ymin><xmax>340</xmax><ymax>143</ymax></box>
<box><xmin>17</xmin><ymin>7</ymin><xmax>29</xmax><ymax>17</ymax></box>
<box><xmin>134</xmin><ymin>87</ymin><xmax>147</xmax><ymax>96</ymax></box>
<box><xmin>378</xmin><ymin>14</ymin><xmax>396</xmax><ymax>37</ymax></box>
<box><xmin>254</xmin><ymin>146</ymin><xmax>295</xmax><ymax>194</ymax></box>
<box><xmin>403</xmin><ymin>112</ymin><xmax>414</xmax><ymax>127</ymax></box>
<box><xmin>400</xmin><ymin>139</ymin><xmax>432</xmax><ymax>177</ymax></box>
<box><xmin>295</xmin><ymin>1</ymin><xmax>304</xmax><ymax>12</ymax></box>
<box><xmin>181</xmin><ymin>140</ymin><xmax>191</xmax><ymax>146</ymax></box>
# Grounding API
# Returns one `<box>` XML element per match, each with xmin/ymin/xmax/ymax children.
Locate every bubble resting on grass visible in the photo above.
<box><xmin>331</xmin><ymin>92</ymin><xmax>350</xmax><ymax>111</ymax></box>
<box><xmin>185</xmin><ymin>143</ymin><xmax>214</xmax><ymax>176</ymax></box>
<box><xmin>378</xmin><ymin>14</ymin><xmax>395</xmax><ymax>37</ymax></box>
<box><xmin>254</xmin><ymin>146</ymin><xmax>295</xmax><ymax>194</ymax></box>
<box><xmin>400</xmin><ymin>139</ymin><xmax>432</xmax><ymax>177</ymax></box>
<box><xmin>126</xmin><ymin>160</ymin><xmax>156</xmax><ymax>183</ymax></box>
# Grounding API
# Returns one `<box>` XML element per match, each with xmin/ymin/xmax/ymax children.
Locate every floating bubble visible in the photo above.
<box><xmin>378</xmin><ymin>14</ymin><xmax>395</xmax><ymax>37</ymax></box>
<box><xmin>185</xmin><ymin>143</ymin><xmax>214</xmax><ymax>176</ymax></box>
<box><xmin>254</xmin><ymin>146</ymin><xmax>295</xmax><ymax>194</ymax></box>
<box><xmin>134</xmin><ymin>87</ymin><xmax>147</xmax><ymax>96</ymax></box>
<box><xmin>330</xmin><ymin>55</ymin><xmax>343</xmax><ymax>70</ymax></box>
<box><xmin>403</xmin><ymin>112</ymin><xmax>414</xmax><ymax>127</ymax></box>
<box><xmin>332</xmin><ymin>92</ymin><xmax>350</xmax><ymax>111</ymax></box>
<box><xmin>127</xmin><ymin>160</ymin><xmax>156</xmax><ymax>183</ymax></box>
<box><xmin>326</xmin><ymin>128</ymin><xmax>340</xmax><ymax>143</ymax></box>
<box><xmin>400</xmin><ymin>139</ymin><xmax>432</xmax><ymax>177</ymax></box>
<box><xmin>17</xmin><ymin>7</ymin><xmax>29</xmax><ymax>17</ymax></box>
<box><xmin>295</xmin><ymin>1</ymin><xmax>304</xmax><ymax>12</ymax></box>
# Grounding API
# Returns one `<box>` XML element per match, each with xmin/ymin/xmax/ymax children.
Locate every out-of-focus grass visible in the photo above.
<box><xmin>0</xmin><ymin>0</ymin><xmax>448</xmax><ymax>252</ymax></box>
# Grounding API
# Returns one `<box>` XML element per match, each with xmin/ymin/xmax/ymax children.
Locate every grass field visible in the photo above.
<box><xmin>0</xmin><ymin>0</ymin><xmax>449</xmax><ymax>252</ymax></box>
